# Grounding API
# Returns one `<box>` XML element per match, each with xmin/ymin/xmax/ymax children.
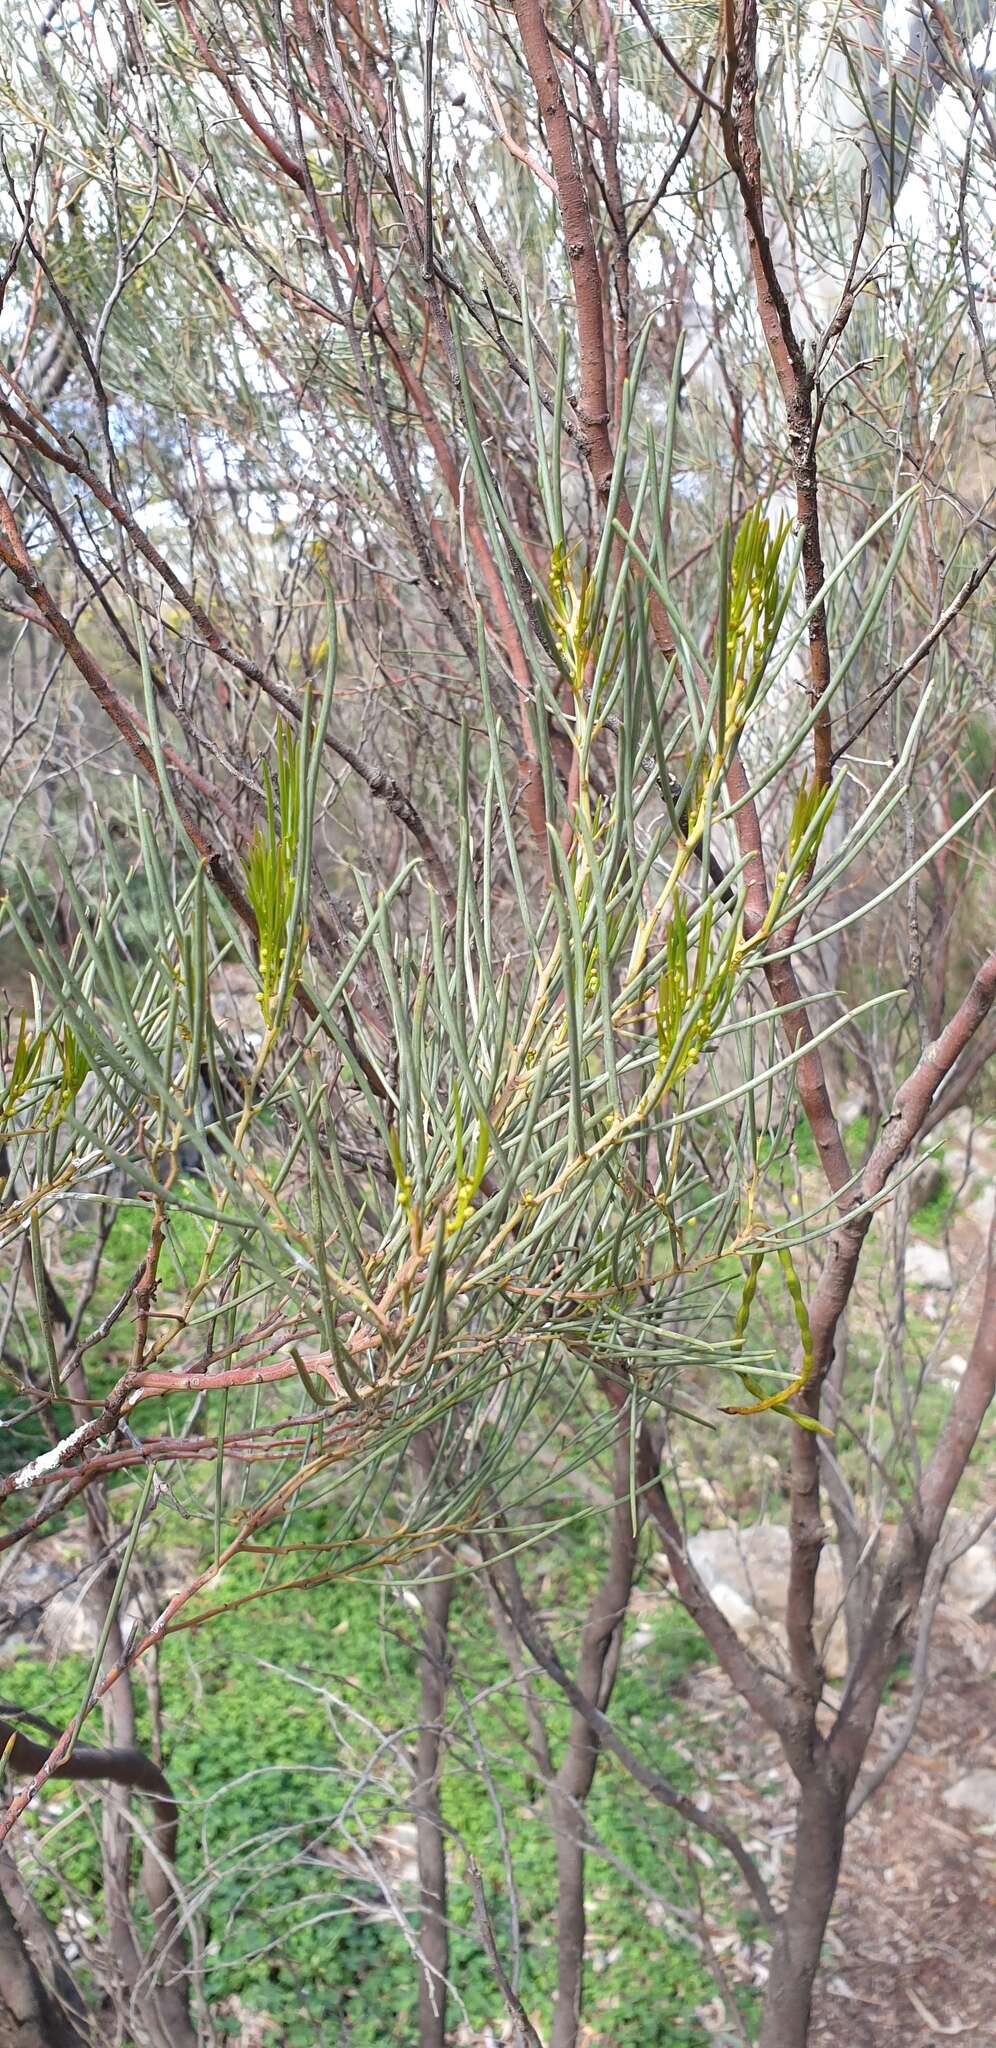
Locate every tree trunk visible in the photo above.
<box><xmin>414</xmin><ymin>1558</ymin><xmax>453</xmax><ymax>2048</ymax></box>
<box><xmin>548</xmin><ymin>1407</ymin><xmax>637</xmax><ymax>2048</ymax></box>
<box><xmin>548</xmin><ymin>1767</ymin><xmax>590</xmax><ymax>2048</ymax></box>
<box><xmin>0</xmin><ymin>1892</ymin><xmax>84</xmax><ymax>2048</ymax></box>
<box><xmin>62</xmin><ymin>1358</ymin><xmax>196</xmax><ymax>2048</ymax></box>
<box><xmin>757</xmin><ymin>1754</ymin><xmax>847</xmax><ymax>2048</ymax></box>
<box><xmin>0</xmin><ymin>1856</ymin><xmax>87</xmax><ymax>2048</ymax></box>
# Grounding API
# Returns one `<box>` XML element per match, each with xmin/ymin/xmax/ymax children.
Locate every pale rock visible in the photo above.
<box><xmin>943</xmin><ymin>1770</ymin><xmax>996</xmax><ymax>1825</ymax></box>
<box><xmin>706</xmin><ymin>1582</ymin><xmax>758</xmax><ymax>1638</ymax></box>
<box><xmin>216</xmin><ymin>1998</ymin><xmax>281</xmax><ymax>2046</ymax></box>
<box><xmin>943</xmin><ymin>1530</ymin><xmax>996</xmax><ymax>1618</ymax></box>
<box><xmin>0</xmin><ymin>1542</ymin><xmax>92</xmax><ymax>1662</ymax></box>
<box><xmin>904</xmin><ymin>1242</ymin><xmax>953</xmax><ymax>1289</ymax></box>
<box><xmin>39</xmin><ymin>1586</ymin><xmax>102</xmax><ymax>1659</ymax></box>
<box><xmin>0</xmin><ymin>1536</ymin><xmax>193</xmax><ymax>1664</ymax></box>
<box><xmin>210</xmin><ymin>963</ymin><xmax>263</xmax><ymax>1046</ymax></box>
<box><xmin>373</xmin><ymin>1821</ymin><xmax>419</xmax><ymax>1887</ymax></box>
<box><xmin>837</xmin><ymin>1094</ymin><xmax>867</xmax><ymax>1128</ymax></box>
<box><xmin>967</xmin><ymin>1181</ymin><xmax>996</xmax><ymax>1234</ymax></box>
<box><xmin>688</xmin><ymin>1524</ymin><xmax>848</xmax><ymax>1679</ymax></box>
<box><xmin>938</xmin><ymin>1352</ymin><xmax>968</xmax><ymax>1386</ymax></box>
<box><xmin>626</xmin><ymin>1583</ymin><xmax>671</xmax><ymax>1653</ymax></box>
<box><xmin>909</xmin><ymin>1156</ymin><xmax>945</xmax><ymax>1211</ymax></box>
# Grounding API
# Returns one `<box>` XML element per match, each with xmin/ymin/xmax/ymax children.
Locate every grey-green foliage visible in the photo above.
<box><xmin>0</xmin><ymin>348</ymin><xmax>940</xmax><ymax>1561</ymax></box>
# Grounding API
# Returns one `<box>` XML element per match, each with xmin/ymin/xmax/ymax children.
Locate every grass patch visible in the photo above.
<box><xmin>0</xmin><ymin>1504</ymin><xmax>741</xmax><ymax>2045</ymax></box>
<box><xmin>910</xmin><ymin>1171</ymin><xmax>957</xmax><ymax>1241</ymax></box>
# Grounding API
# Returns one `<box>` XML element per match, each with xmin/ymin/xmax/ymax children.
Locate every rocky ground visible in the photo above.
<box><xmin>810</xmin><ymin>1613</ymin><xmax>996</xmax><ymax>2048</ymax></box>
<box><xmin>676</xmin><ymin>1100</ymin><xmax>996</xmax><ymax>2047</ymax></box>
<box><xmin>679</xmin><ymin>1577</ymin><xmax>995</xmax><ymax>2047</ymax></box>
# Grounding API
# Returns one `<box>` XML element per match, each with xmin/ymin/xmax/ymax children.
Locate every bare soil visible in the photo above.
<box><xmin>683</xmin><ymin>1608</ymin><xmax>995</xmax><ymax>2046</ymax></box>
<box><xmin>810</xmin><ymin>1616</ymin><xmax>996</xmax><ymax>2048</ymax></box>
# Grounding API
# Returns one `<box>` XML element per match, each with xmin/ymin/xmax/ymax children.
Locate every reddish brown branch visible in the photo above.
<box><xmin>720</xmin><ymin>0</ymin><xmax>835</xmax><ymax>786</ymax></box>
<box><xmin>783</xmin><ymin>946</ymin><xmax>996</xmax><ymax>1719</ymax></box>
<box><xmin>486</xmin><ymin>1508</ymin><xmax>777</xmax><ymax>1933</ymax></box>
<box><xmin>510</xmin><ymin>0</ymin><xmax>674</xmax><ymax>656</ymax></box>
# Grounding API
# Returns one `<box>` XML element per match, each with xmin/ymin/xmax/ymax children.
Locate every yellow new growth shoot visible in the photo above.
<box><xmin>723</xmin><ymin>1247</ymin><xmax>831</xmax><ymax>1434</ymax></box>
